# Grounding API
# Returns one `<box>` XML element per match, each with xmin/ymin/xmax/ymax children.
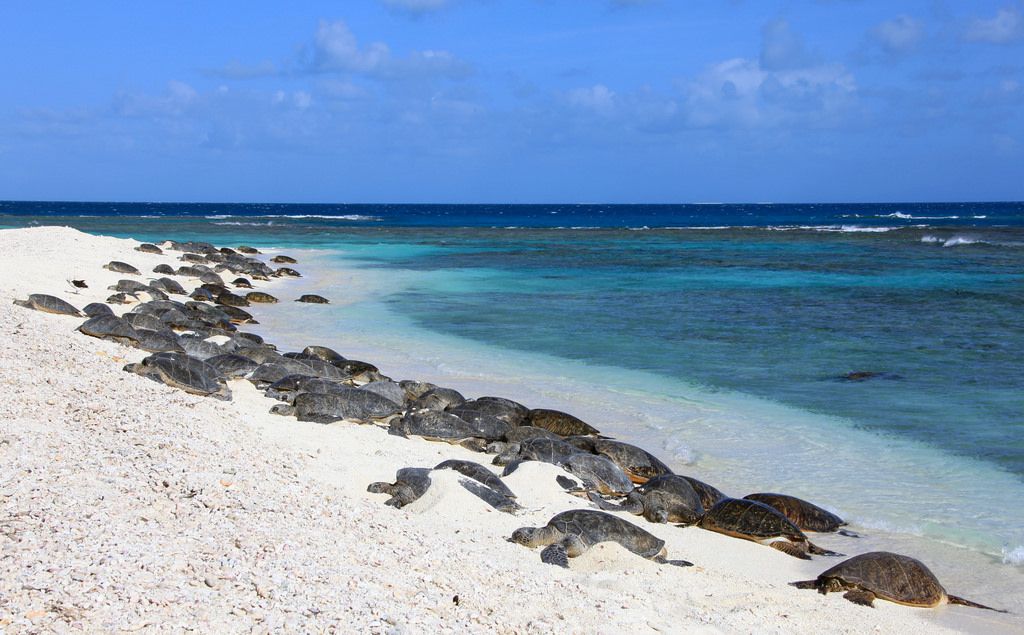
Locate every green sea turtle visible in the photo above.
<box><xmin>744</xmin><ymin>493</ymin><xmax>853</xmax><ymax>535</ymax></box>
<box><xmin>216</xmin><ymin>292</ymin><xmax>250</xmax><ymax>307</ymax></box>
<box><xmin>153</xmin><ymin>264</ymin><xmax>176</xmax><ymax>275</ymax></box>
<box><xmin>698</xmin><ymin>498</ymin><xmax>842</xmax><ymax>560</ymax></box>
<box><xmin>434</xmin><ymin>459</ymin><xmax>517</xmax><ymax>500</ymax></box>
<box><xmin>791</xmin><ymin>551</ymin><xmax>1006</xmax><ymax>611</ymax></box>
<box><xmin>679</xmin><ymin>475</ymin><xmax>730</xmax><ymax>510</ymax></box>
<box><xmin>494</xmin><ymin>436</ymin><xmax>579</xmax><ymax>469</ymax></box>
<box><xmin>246</xmin><ymin>291</ymin><xmax>278</xmax><ymax>304</ymax></box>
<box><xmin>179</xmin><ymin>253</ymin><xmax>208</xmax><ymax>264</ymax></box>
<box><xmin>411</xmin><ymin>387</ymin><xmax>466</xmax><ymax>411</ymax></box>
<box><xmin>567</xmin><ymin>437</ymin><xmax>673</xmax><ymax>484</ymax></box>
<box><xmin>108</xmin><ymin>279</ymin><xmax>150</xmax><ymax>295</ymax></box>
<box><xmin>232</xmin><ymin>277</ymin><xmax>252</xmax><ymax>288</ymax></box>
<box><xmin>134</xmin><ymin>329</ymin><xmax>185</xmax><ymax>353</ymax></box>
<box><xmin>83</xmin><ymin>302</ymin><xmax>114</xmax><ymax>317</ymax></box>
<box><xmin>152</xmin><ymin>277</ymin><xmax>187</xmax><ymax>295</ymax></box>
<box><xmin>271</xmin><ymin>254</ymin><xmax>297</xmax><ymax>264</ymax></box>
<box><xmin>219</xmin><ymin>305</ymin><xmax>257</xmax><ymax>325</ymax></box>
<box><xmin>273</xmin><ymin>267</ymin><xmax>301</xmax><ymax>278</ymax></box>
<box><xmin>205</xmin><ymin>353</ymin><xmax>260</xmax><ymax>378</ymax></box>
<box><xmin>136</xmin><ymin>243</ymin><xmax>163</xmax><ymax>254</ymax></box>
<box><xmin>103</xmin><ymin>261</ymin><xmax>141</xmax><ymax>275</ymax></box>
<box><xmin>13</xmin><ymin>294</ymin><xmax>84</xmax><ymax>317</ymax></box>
<box><xmin>527</xmin><ymin>408</ymin><xmax>600</xmax><ymax>436</ymax></box>
<box><xmin>559</xmin><ymin>453</ymin><xmax>635</xmax><ymax>497</ymax></box>
<box><xmin>273</xmin><ymin>389</ymin><xmax>404</xmax><ymax>423</ymax></box>
<box><xmin>296</xmin><ymin>294</ymin><xmax>330</xmax><ymax>303</ymax></box>
<box><xmin>591</xmin><ymin>474</ymin><xmax>704</xmax><ymax>525</ymax></box>
<box><xmin>509</xmin><ymin>509</ymin><xmax>692</xmax><ymax>568</ymax></box>
<box><xmin>367</xmin><ymin>468</ymin><xmax>432</xmax><ymax>508</ymax></box>
<box><xmin>264</xmin><ymin>374</ymin><xmax>346</xmax><ymax>402</ymax></box>
<box><xmin>106</xmin><ymin>293</ymin><xmax>130</xmax><ymax>305</ymax></box>
<box><xmin>77</xmin><ymin>315</ymin><xmax>142</xmax><ymax>346</ymax></box>
<box><xmin>302</xmin><ymin>345</ymin><xmax>346</xmax><ymax>364</ymax></box>
<box><xmin>391</xmin><ymin>409</ymin><xmax>509</xmax><ymax>445</ymax></box>
<box><xmin>124</xmin><ymin>352</ymin><xmax>231</xmax><ymax>400</ymax></box>
<box><xmin>237</xmin><ymin>245</ymin><xmax>260</xmax><ymax>254</ymax></box>
<box><xmin>450</xmin><ymin>397</ymin><xmax>530</xmax><ymax>427</ymax></box>
<box><xmin>190</xmin><ymin>288</ymin><xmax>216</xmax><ymax>301</ymax></box>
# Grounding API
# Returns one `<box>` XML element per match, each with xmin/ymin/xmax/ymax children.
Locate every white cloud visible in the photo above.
<box><xmin>381</xmin><ymin>0</ymin><xmax>454</xmax><ymax>14</ymax></box>
<box><xmin>113</xmin><ymin>80</ymin><xmax>198</xmax><ymax>118</ymax></box>
<box><xmin>566</xmin><ymin>84</ymin><xmax>617</xmax><ymax>116</ymax></box>
<box><xmin>870</xmin><ymin>15</ymin><xmax>923</xmax><ymax>55</ymax></box>
<box><xmin>760</xmin><ymin>19</ymin><xmax>817</xmax><ymax>71</ymax></box>
<box><xmin>313</xmin><ymin>20</ymin><xmax>391</xmax><ymax>73</ymax></box>
<box><xmin>965</xmin><ymin>7</ymin><xmax>1024</xmax><ymax>44</ymax></box>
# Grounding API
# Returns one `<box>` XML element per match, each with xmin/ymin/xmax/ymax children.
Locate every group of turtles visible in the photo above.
<box><xmin>12</xmin><ymin>237</ymin><xmax>1007</xmax><ymax>616</ymax></box>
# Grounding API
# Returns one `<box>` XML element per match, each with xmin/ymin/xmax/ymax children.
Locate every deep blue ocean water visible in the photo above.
<box><xmin>4</xmin><ymin>200</ymin><xmax>1024</xmax><ymax>590</ymax></box>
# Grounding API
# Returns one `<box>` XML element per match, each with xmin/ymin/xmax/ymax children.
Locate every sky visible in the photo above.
<box><xmin>1</xmin><ymin>0</ymin><xmax>1023</xmax><ymax>203</ymax></box>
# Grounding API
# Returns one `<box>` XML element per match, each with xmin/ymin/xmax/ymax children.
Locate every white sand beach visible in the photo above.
<box><xmin>0</xmin><ymin>226</ymin><xmax>1019</xmax><ymax>634</ymax></box>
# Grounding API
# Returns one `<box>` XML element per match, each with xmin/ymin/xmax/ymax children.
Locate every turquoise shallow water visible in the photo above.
<box><xmin>2</xmin><ymin>203</ymin><xmax>1024</xmax><ymax>609</ymax></box>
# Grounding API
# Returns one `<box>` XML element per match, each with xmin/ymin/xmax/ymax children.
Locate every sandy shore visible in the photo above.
<box><xmin>0</xmin><ymin>226</ymin><xmax>1018</xmax><ymax>634</ymax></box>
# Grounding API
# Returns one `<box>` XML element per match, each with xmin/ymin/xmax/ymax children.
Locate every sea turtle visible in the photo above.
<box><xmin>219</xmin><ymin>305</ymin><xmax>257</xmax><ymax>325</ymax></box>
<box><xmin>205</xmin><ymin>353</ymin><xmax>260</xmax><ymax>378</ymax></box>
<box><xmin>274</xmin><ymin>267</ymin><xmax>301</xmax><ymax>278</ymax></box>
<box><xmin>450</xmin><ymin>397</ymin><xmax>530</xmax><ymax>427</ymax></box>
<box><xmin>246</xmin><ymin>291</ymin><xmax>278</xmax><ymax>304</ymax></box>
<box><xmin>791</xmin><ymin>552</ymin><xmax>1005</xmax><ymax>611</ymax></box>
<box><xmin>698</xmin><ymin>498</ymin><xmax>842</xmax><ymax>560</ymax></box>
<box><xmin>216</xmin><ymin>292</ymin><xmax>250</xmax><ymax>307</ymax></box>
<box><xmin>358</xmin><ymin>380</ymin><xmax>407</xmax><ymax>407</ymax></box>
<box><xmin>136</xmin><ymin>243</ymin><xmax>163</xmax><ymax>254</ymax></box>
<box><xmin>190</xmin><ymin>288</ymin><xmax>216</xmax><ymax>301</ymax></box>
<box><xmin>367</xmin><ymin>468</ymin><xmax>433</xmax><ymax>508</ymax></box>
<box><xmin>237</xmin><ymin>245</ymin><xmax>260</xmax><ymax>254</ymax></box>
<box><xmin>527</xmin><ymin>408</ymin><xmax>600</xmax><ymax>436</ymax></box>
<box><xmin>134</xmin><ymin>329</ymin><xmax>185</xmax><ymax>353</ymax></box>
<box><xmin>264</xmin><ymin>374</ymin><xmax>345</xmax><ymax>402</ymax></box>
<box><xmin>296</xmin><ymin>294</ymin><xmax>330</xmax><ymax>304</ymax></box>
<box><xmin>744</xmin><ymin>493</ymin><xmax>852</xmax><ymax>535</ymax></box>
<box><xmin>123</xmin><ymin>312</ymin><xmax>172</xmax><ymax>333</ymax></box>
<box><xmin>390</xmin><ymin>409</ymin><xmax>509</xmax><ymax>446</ymax></box>
<box><xmin>679</xmin><ymin>475</ymin><xmax>730</xmax><ymax>510</ymax></box>
<box><xmin>180</xmin><ymin>253</ymin><xmax>209</xmax><ymax>264</ymax></box>
<box><xmin>232</xmin><ymin>277</ymin><xmax>252</xmax><ymax>289</ymax></box>
<box><xmin>103</xmin><ymin>261</ymin><xmax>140</xmax><ymax>275</ymax></box>
<box><xmin>124</xmin><ymin>352</ymin><xmax>231</xmax><ymax>400</ymax></box>
<box><xmin>219</xmin><ymin>247</ymin><xmax>238</xmax><ymax>256</ymax></box>
<box><xmin>271</xmin><ymin>254</ymin><xmax>297</xmax><ymax>264</ymax></box>
<box><xmin>106</xmin><ymin>293</ymin><xmax>131</xmax><ymax>305</ymax></box>
<box><xmin>302</xmin><ymin>345</ymin><xmax>346</xmax><ymax>365</ymax></box>
<box><xmin>434</xmin><ymin>459</ymin><xmax>517</xmax><ymax>500</ymax></box>
<box><xmin>509</xmin><ymin>509</ymin><xmax>692</xmax><ymax>568</ymax></box>
<box><xmin>108</xmin><ymin>279</ymin><xmax>150</xmax><ymax>295</ymax></box>
<box><xmin>411</xmin><ymin>387</ymin><xmax>466</xmax><ymax>411</ymax></box>
<box><xmin>153</xmin><ymin>277</ymin><xmax>187</xmax><ymax>295</ymax></box>
<box><xmin>273</xmin><ymin>389</ymin><xmax>404</xmax><ymax>423</ymax></box>
<box><xmin>559</xmin><ymin>453</ymin><xmax>635</xmax><ymax>497</ymax></box>
<box><xmin>153</xmin><ymin>264</ymin><xmax>176</xmax><ymax>275</ymax></box>
<box><xmin>13</xmin><ymin>294</ymin><xmax>84</xmax><ymax>317</ymax></box>
<box><xmin>496</xmin><ymin>436</ymin><xmax>579</xmax><ymax>470</ymax></box>
<box><xmin>77</xmin><ymin>315</ymin><xmax>142</xmax><ymax>346</ymax></box>
<box><xmin>83</xmin><ymin>302</ymin><xmax>114</xmax><ymax>317</ymax></box>
<box><xmin>591</xmin><ymin>474</ymin><xmax>704</xmax><ymax>525</ymax></box>
<box><xmin>567</xmin><ymin>437</ymin><xmax>673</xmax><ymax>484</ymax></box>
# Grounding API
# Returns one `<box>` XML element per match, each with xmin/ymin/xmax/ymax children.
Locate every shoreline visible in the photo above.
<box><xmin>0</xmin><ymin>226</ymin><xmax>1019</xmax><ymax>633</ymax></box>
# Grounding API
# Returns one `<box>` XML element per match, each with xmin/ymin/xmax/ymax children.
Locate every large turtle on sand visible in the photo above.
<box><xmin>791</xmin><ymin>552</ymin><xmax>1006</xmax><ymax>611</ymax></box>
<box><xmin>509</xmin><ymin>509</ymin><xmax>692</xmax><ymax>568</ymax></box>
<box><xmin>368</xmin><ymin>465</ymin><xmax>519</xmax><ymax>513</ymax></box>
<box><xmin>567</xmin><ymin>437</ymin><xmax>673</xmax><ymax>484</ymax></box>
<box><xmin>390</xmin><ymin>409</ymin><xmax>509</xmax><ymax>447</ymax></box>
<box><xmin>451</xmin><ymin>397</ymin><xmax>530</xmax><ymax>427</ymax></box>
<box><xmin>124</xmin><ymin>352</ymin><xmax>231</xmax><ymax>400</ymax></box>
<box><xmin>13</xmin><ymin>294</ymin><xmax>84</xmax><ymax>317</ymax></box>
<box><xmin>103</xmin><ymin>261</ymin><xmax>140</xmax><ymax>275</ymax></box>
<box><xmin>744</xmin><ymin>493</ymin><xmax>854</xmax><ymax>535</ymax></box>
<box><xmin>246</xmin><ymin>291</ymin><xmax>278</xmax><ymax>304</ymax></box>
<box><xmin>77</xmin><ymin>315</ymin><xmax>142</xmax><ymax>346</ymax></box>
<box><xmin>559</xmin><ymin>454</ymin><xmax>634</xmax><ymax>497</ymax></box>
<box><xmin>526</xmin><ymin>408</ymin><xmax>600</xmax><ymax>436</ymax></box>
<box><xmin>434</xmin><ymin>459</ymin><xmax>517</xmax><ymax>500</ymax></box>
<box><xmin>273</xmin><ymin>389</ymin><xmax>403</xmax><ymax>423</ymax></box>
<box><xmin>699</xmin><ymin>498</ymin><xmax>842</xmax><ymax>560</ymax></box>
<box><xmin>296</xmin><ymin>294</ymin><xmax>330</xmax><ymax>304</ymax></box>
<box><xmin>136</xmin><ymin>243</ymin><xmax>163</xmax><ymax>254</ymax></box>
<box><xmin>679</xmin><ymin>475</ymin><xmax>730</xmax><ymax>510</ymax></box>
<box><xmin>495</xmin><ymin>437</ymin><xmax>579</xmax><ymax>470</ymax></box>
<box><xmin>83</xmin><ymin>302</ymin><xmax>114</xmax><ymax>317</ymax></box>
<box><xmin>591</xmin><ymin>474</ymin><xmax>704</xmax><ymax>525</ymax></box>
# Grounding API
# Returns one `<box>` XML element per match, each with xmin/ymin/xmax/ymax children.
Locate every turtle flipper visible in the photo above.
<box><xmin>842</xmin><ymin>589</ymin><xmax>877</xmax><ymax>607</ymax></box>
<box><xmin>838</xmin><ymin>529</ymin><xmax>861</xmax><ymax>538</ymax></box>
<box><xmin>770</xmin><ymin>541</ymin><xmax>812</xmax><ymax>560</ymax></box>
<box><xmin>789</xmin><ymin>580</ymin><xmax>819</xmax><ymax>590</ymax></box>
<box><xmin>540</xmin><ymin>544</ymin><xmax>570</xmax><ymax>568</ymax></box>
<box><xmin>556</xmin><ymin>475</ymin><xmax>580</xmax><ymax>491</ymax></box>
<box><xmin>457</xmin><ymin>478</ymin><xmax>520</xmax><ymax>514</ymax></box>
<box><xmin>807</xmin><ymin>541</ymin><xmax>844</xmax><ymax>557</ymax></box>
<box><xmin>653</xmin><ymin>555</ymin><xmax>693</xmax><ymax>567</ymax></box>
<box><xmin>947</xmin><ymin>595</ymin><xmax>1008</xmax><ymax>613</ymax></box>
<box><xmin>501</xmin><ymin>459</ymin><xmax>524</xmax><ymax>476</ymax></box>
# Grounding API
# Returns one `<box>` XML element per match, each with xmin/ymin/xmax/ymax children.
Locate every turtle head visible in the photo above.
<box><xmin>269</xmin><ymin>403</ymin><xmax>295</xmax><ymax>416</ymax></box>
<box><xmin>509</xmin><ymin>527</ymin><xmax>539</xmax><ymax>546</ymax></box>
<box><xmin>123</xmin><ymin>362</ymin><xmax>142</xmax><ymax>375</ymax></box>
<box><xmin>645</xmin><ymin>506</ymin><xmax>670</xmax><ymax>524</ymax></box>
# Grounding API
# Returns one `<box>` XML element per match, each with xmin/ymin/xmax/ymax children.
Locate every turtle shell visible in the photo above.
<box><xmin>816</xmin><ymin>552</ymin><xmax>945</xmax><ymax>607</ymax></box>
<box><xmin>699</xmin><ymin>498</ymin><xmax>805</xmax><ymax>541</ymax></box>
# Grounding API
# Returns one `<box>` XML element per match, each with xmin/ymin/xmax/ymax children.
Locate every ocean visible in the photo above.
<box><xmin>3</xmin><ymin>200</ymin><xmax>1023</xmax><ymax>608</ymax></box>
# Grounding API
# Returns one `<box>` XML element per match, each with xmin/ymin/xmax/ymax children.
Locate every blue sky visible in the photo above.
<box><xmin>1</xmin><ymin>1</ymin><xmax>1022</xmax><ymax>203</ymax></box>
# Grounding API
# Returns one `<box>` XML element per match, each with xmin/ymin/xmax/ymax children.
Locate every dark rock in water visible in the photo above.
<box><xmin>136</xmin><ymin>243</ymin><xmax>163</xmax><ymax>254</ymax></box>
<box><xmin>83</xmin><ymin>302</ymin><xmax>114</xmax><ymax>317</ymax></box>
<box><xmin>526</xmin><ymin>408</ymin><xmax>600</xmax><ymax>436</ymax></box>
<box><xmin>77</xmin><ymin>315</ymin><xmax>141</xmax><ymax>346</ymax></box>
<box><xmin>290</xmin><ymin>389</ymin><xmax>404</xmax><ymax>423</ymax></box>
<box><xmin>296</xmin><ymin>294</ymin><xmax>329</xmax><ymax>304</ymax></box>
